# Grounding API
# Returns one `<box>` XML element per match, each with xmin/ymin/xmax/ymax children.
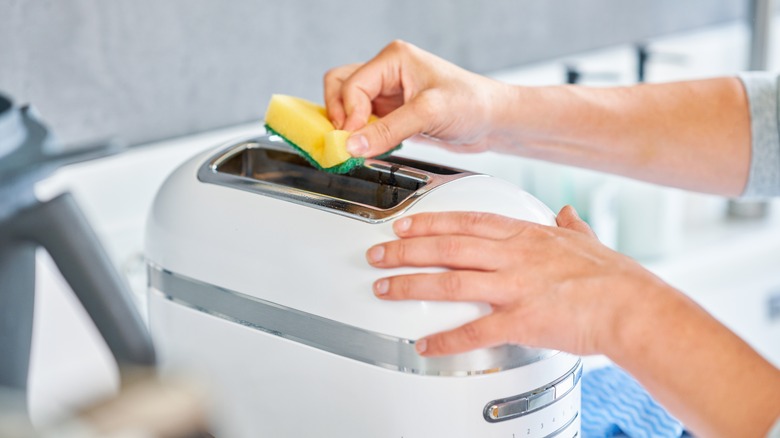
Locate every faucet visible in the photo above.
<box><xmin>0</xmin><ymin>94</ymin><xmax>156</xmax><ymax>418</ymax></box>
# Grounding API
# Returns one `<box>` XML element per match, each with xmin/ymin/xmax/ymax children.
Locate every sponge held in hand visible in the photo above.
<box><xmin>264</xmin><ymin>94</ymin><xmax>399</xmax><ymax>174</ymax></box>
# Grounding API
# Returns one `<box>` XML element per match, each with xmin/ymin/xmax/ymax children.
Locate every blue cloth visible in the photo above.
<box><xmin>581</xmin><ymin>366</ymin><xmax>685</xmax><ymax>438</ymax></box>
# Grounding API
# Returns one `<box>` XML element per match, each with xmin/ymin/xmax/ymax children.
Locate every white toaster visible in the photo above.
<box><xmin>145</xmin><ymin>132</ymin><xmax>582</xmax><ymax>437</ymax></box>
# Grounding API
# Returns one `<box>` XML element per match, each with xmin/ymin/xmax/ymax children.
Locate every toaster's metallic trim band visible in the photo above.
<box><xmin>196</xmin><ymin>133</ymin><xmax>479</xmax><ymax>224</ymax></box>
<box><xmin>148</xmin><ymin>264</ymin><xmax>558</xmax><ymax>377</ymax></box>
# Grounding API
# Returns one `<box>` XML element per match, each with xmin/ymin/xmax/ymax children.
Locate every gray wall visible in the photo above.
<box><xmin>0</xmin><ymin>0</ymin><xmax>745</xmax><ymax>149</ymax></box>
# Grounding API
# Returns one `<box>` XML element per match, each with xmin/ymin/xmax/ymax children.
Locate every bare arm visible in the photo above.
<box><xmin>493</xmin><ymin>79</ymin><xmax>751</xmax><ymax>196</ymax></box>
<box><xmin>326</xmin><ymin>41</ymin><xmax>751</xmax><ymax>196</ymax></box>
<box><xmin>609</xmin><ymin>278</ymin><xmax>780</xmax><ymax>437</ymax></box>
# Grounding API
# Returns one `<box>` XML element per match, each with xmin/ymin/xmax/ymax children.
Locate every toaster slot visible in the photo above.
<box><xmin>382</xmin><ymin>155</ymin><xmax>461</xmax><ymax>175</ymax></box>
<box><xmin>215</xmin><ymin>145</ymin><xmax>428</xmax><ymax>210</ymax></box>
<box><xmin>199</xmin><ymin>135</ymin><xmax>476</xmax><ymax>222</ymax></box>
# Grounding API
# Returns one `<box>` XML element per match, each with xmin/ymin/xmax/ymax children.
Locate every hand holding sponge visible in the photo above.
<box><xmin>264</xmin><ymin>94</ymin><xmax>399</xmax><ymax>174</ymax></box>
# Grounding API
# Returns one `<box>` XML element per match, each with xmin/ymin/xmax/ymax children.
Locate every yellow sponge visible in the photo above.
<box><xmin>264</xmin><ymin>94</ymin><xmax>396</xmax><ymax>173</ymax></box>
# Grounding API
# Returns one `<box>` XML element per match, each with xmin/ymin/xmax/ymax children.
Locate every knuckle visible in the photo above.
<box><xmin>439</xmin><ymin>236</ymin><xmax>462</xmax><ymax>259</ymax></box>
<box><xmin>393</xmin><ymin>240</ymin><xmax>407</xmax><ymax>264</ymax></box>
<box><xmin>416</xmin><ymin>213</ymin><xmax>435</xmax><ymax>232</ymax></box>
<box><xmin>325</xmin><ymin>63</ymin><xmax>361</xmax><ymax>84</ymax></box>
<box><xmin>395</xmin><ymin>276</ymin><xmax>412</xmax><ymax>297</ymax></box>
<box><xmin>387</xmin><ymin>39</ymin><xmax>411</xmax><ymax>53</ymax></box>
<box><xmin>323</xmin><ymin>67</ymin><xmax>339</xmax><ymax>82</ymax></box>
<box><xmin>370</xmin><ymin>120</ymin><xmax>395</xmax><ymax>144</ymax></box>
<box><xmin>460</xmin><ymin>323</ymin><xmax>483</xmax><ymax>346</ymax></box>
<box><xmin>440</xmin><ymin>272</ymin><xmax>462</xmax><ymax>299</ymax></box>
<box><xmin>426</xmin><ymin>335</ymin><xmax>444</xmax><ymax>354</ymax></box>
<box><xmin>461</xmin><ymin>211</ymin><xmax>486</xmax><ymax>231</ymax></box>
<box><xmin>433</xmin><ymin>334</ymin><xmax>457</xmax><ymax>354</ymax></box>
<box><xmin>342</xmin><ymin>88</ymin><xmax>365</xmax><ymax>113</ymax></box>
<box><xmin>522</xmin><ymin>223</ymin><xmax>553</xmax><ymax>240</ymax></box>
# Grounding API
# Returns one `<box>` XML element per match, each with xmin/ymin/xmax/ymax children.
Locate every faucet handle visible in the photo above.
<box><xmin>635</xmin><ymin>42</ymin><xmax>687</xmax><ymax>83</ymax></box>
<box><xmin>563</xmin><ymin>64</ymin><xmax>622</xmax><ymax>85</ymax></box>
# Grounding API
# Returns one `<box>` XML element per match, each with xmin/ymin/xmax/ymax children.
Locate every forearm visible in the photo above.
<box><xmin>606</xmin><ymin>283</ymin><xmax>780</xmax><ymax>437</ymax></box>
<box><xmin>491</xmin><ymin>78</ymin><xmax>751</xmax><ymax>196</ymax></box>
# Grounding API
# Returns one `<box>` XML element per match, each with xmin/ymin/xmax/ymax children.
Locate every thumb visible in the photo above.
<box><xmin>556</xmin><ymin>205</ymin><xmax>597</xmax><ymax>238</ymax></box>
<box><xmin>346</xmin><ymin>102</ymin><xmax>427</xmax><ymax>157</ymax></box>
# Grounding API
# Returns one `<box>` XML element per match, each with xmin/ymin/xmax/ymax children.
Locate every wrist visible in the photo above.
<box><xmin>485</xmin><ymin>83</ymin><xmax>527</xmax><ymax>152</ymax></box>
<box><xmin>588</xmin><ymin>266</ymin><xmax>676</xmax><ymax>357</ymax></box>
<box><xmin>600</xmin><ymin>275</ymin><xmax>686</xmax><ymax>362</ymax></box>
<box><xmin>484</xmin><ymin>83</ymin><xmax>561</xmax><ymax>155</ymax></box>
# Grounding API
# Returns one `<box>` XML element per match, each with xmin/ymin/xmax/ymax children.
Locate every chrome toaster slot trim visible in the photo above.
<box><xmin>196</xmin><ymin>133</ymin><xmax>480</xmax><ymax>223</ymax></box>
<box><xmin>148</xmin><ymin>264</ymin><xmax>557</xmax><ymax>377</ymax></box>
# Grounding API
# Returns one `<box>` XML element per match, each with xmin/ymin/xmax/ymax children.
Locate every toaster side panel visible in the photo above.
<box><xmin>148</xmin><ymin>288</ymin><xmax>581</xmax><ymax>438</ymax></box>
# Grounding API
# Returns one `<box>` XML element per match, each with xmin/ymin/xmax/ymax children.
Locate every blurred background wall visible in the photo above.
<box><xmin>0</xmin><ymin>0</ymin><xmax>746</xmax><ymax>149</ymax></box>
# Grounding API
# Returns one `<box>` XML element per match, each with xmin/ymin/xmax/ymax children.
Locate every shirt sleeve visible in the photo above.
<box><xmin>737</xmin><ymin>72</ymin><xmax>780</xmax><ymax>197</ymax></box>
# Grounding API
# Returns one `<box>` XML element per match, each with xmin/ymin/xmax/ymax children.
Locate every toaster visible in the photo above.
<box><xmin>145</xmin><ymin>132</ymin><xmax>582</xmax><ymax>437</ymax></box>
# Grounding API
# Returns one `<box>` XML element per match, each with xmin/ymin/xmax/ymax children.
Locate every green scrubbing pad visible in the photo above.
<box><xmin>265</xmin><ymin>124</ymin><xmax>366</xmax><ymax>174</ymax></box>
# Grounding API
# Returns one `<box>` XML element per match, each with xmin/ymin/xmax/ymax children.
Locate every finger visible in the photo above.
<box><xmin>327</xmin><ymin>98</ymin><xmax>346</xmax><ymax>131</ymax></box>
<box><xmin>416</xmin><ymin>314</ymin><xmax>508</xmax><ymax>357</ymax></box>
<box><xmin>556</xmin><ymin>205</ymin><xmax>596</xmax><ymax>238</ymax></box>
<box><xmin>373</xmin><ymin>271</ymin><xmax>509</xmax><ymax>304</ymax></box>
<box><xmin>324</xmin><ymin>64</ymin><xmax>362</xmax><ymax>129</ymax></box>
<box><xmin>393</xmin><ymin>211</ymin><xmax>528</xmax><ymax>240</ymax></box>
<box><xmin>366</xmin><ymin>235</ymin><xmax>501</xmax><ymax>271</ymax></box>
<box><xmin>345</xmin><ymin>101</ymin><xmax>429</xmax><ymax>156</ymax></box>
<box><xmin>339</xmin><ymin>41</ymin><xmax>422</xmax><ymax>132</ymax></box>
<box><xmin>339</xmin><ymin>53</ymin><xmax>400</xmax><ymax>133</ymax></box>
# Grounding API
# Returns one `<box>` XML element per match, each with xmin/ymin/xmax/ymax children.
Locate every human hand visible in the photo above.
<box><xmin>365</xmin><ymin>206</ymin><xmax>673</xmax><ymax>357</ymax></box>
<box><xmin>323</xmin><ymin>40</ymin><xmax>514</xmax><ymax>157</ymax></box>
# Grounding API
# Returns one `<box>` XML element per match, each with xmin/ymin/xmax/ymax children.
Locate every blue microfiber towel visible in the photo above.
<box><xmin>581</xmin><ymin>365</ymin><xmax>685</xmax><ymax>438</ymax></box>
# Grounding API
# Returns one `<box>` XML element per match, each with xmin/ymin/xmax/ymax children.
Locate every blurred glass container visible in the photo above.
<box><xmin>527</xmin><ymin>161</ymin><xmax>620</xmax><ymax>249</ymax></box>
<box><xmin>617</xmin><ymin>179</ymin><xmax>684</xmax><ymax>260</ymax></box>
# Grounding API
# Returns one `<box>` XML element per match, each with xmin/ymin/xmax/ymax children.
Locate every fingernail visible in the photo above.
<box><xmin>347</xmin><ymin>134</ymin><xmax>369</xmax><ymax>156</ymax></box>
<box><xmin>394</xmin><ymin>217</ymin><xmax>412</xmax><ymax>234</ymax></box>
<box><xmin>415</xmin><ymin>339</ymin><xmax>428</xmax><ymax>354</ymax></box>
<box><xmin>367</xmin><ymin>245</ymin><xmax>385</xmax><ymax>263</ymax></box>
<box><xmin>374</xmin><ymin>278</ymin><xmax>389</xmax><ymax>295</ymax></box>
